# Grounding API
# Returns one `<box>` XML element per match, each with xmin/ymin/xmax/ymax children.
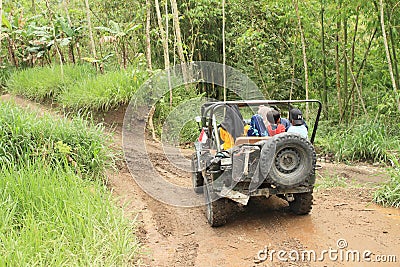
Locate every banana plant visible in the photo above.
<box><xmin>95</xmin><ymin>20</ymin><xmax>142</xmax><ymax>69</ymax></box>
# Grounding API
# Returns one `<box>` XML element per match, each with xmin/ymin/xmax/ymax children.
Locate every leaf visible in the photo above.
<box><xmin>94</xmin><ymin>26</ymin><xmax>114</xmax><ymax>33</ymax></box>
<box><xmin>82</xmin><ymin>57</ymin><xmax>99</xmax><ymax>63</ymax></box>
<box><xmin>58</xmin><ymin>37</ymin><xmax>72</xmax><ymax>47</ymax></box>
<box><xmin>109</xmin><ymin>20</ymin><xmax>122</xmax><ymax>34</ymax></box>
<box><xmin>126</xmin><ymin>24</ymin><xmax>142</xmax><ymax>34</ymax></box>
<box><xmin>59</xmin><ymin>18</ymin><xmax>74</xmax><ymax>37</ymax></box>
<box><xmin>2</xmin><ymin>14</ymin><xmax>11</xmax><ymax>30</ymax></box>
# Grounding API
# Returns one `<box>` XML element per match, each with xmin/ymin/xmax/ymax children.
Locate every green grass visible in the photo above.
<box><xmin>58</xmin><ymin>67</ymin><xmax>147</xmax><ymax>111</ymax></box>
<box><xmin>316</xmin><ymin>118</ymin><xmax>400</xmax><ymax>164</ymax></box>
<box><xmin>6</xmin><ymin>64</ymin><xmax>148</xmax><ymax>112</ymax></box>
<box><xmin>0</xmin><ymin>101</ymin><xmax>114</xmax><ymax>178</ymax></box>
<box><xmin>6</xmin><ymin>64</ymin><xmax>96</xmax><ymax>101</ymax></box>
<box><xmin>374</xmin><ymin>160</ymin><xmax>400</xmax><ymax>208</ymax></box>
<box><xmin>315</xmin><ymin>174</ymin><xmax>350</xmax><ymax>189</ymax></box>
<box><xmin>0</xmin><ymin>101</ymin><xmax>139</xmax><ymax>265</ymax></box>
<box><xmin>0</xmin><ymin>160</ymin><xmax>139</xmax><ymax>266</ymax></box>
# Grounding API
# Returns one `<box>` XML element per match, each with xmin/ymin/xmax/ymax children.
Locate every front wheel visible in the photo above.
<box><xmin>204</xmin><ymin>179</ymin><xmax>234</xmax><ymax>227</ymax></box>
<box><xmin>289</xmin><ymin>192</ymin><xmax>313</xmax><ymax>215</ymax></box>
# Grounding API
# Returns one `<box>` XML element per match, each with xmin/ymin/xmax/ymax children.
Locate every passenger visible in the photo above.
<box><xmin>266</xmin><ymin>110</ymin><xmax>286</xmax><ymax>136</ymax></box>
<box><xmin>280</xmin><ymin>117</ymin><xmax>291</xmax><ymax>131</ymax></box>
<box><xmin>247</xmin><ymin>114</ymin><xmax>268</xmax><ymax>137</ymax></box>
<box><xmin>287</xmin><ymin>108</ymin><xmax>308</xmax><ymax>138</ymax></box>
<box><xmin>257</xmin><ymin>105</ymin><xmax>273</xmax><ymax>126</ymax></box>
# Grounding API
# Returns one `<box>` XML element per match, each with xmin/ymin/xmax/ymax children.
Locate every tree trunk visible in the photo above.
<box><xmin>386</xmin><ymin>3</ymin><xmax>400</xmax><ymax>91</ymax></box>
<box><xmin>346</xmin><ymin>54</ymin><xmax>368</xmax><ymax>116</ymax></box>
<box><xmin>63</xmin><ymin>0</ymin><xmax>76</xmax><ymax>64</ymax></box>
<box><xmin>342</xmin><ymin>27</ymin><xmax>377</xmax><ymax>117</ymax></box>
<box><xmin>343</xmin><ymin>14</ymin><xmax>348</xmax><ymax>110</ymax></box>
<box><xmin>294</xmin><ymin>0</ymin><xmax>309</xmax><ymax>119</ymax></box>
<box><xmin>380</xmin><ymin>0</ymin><xmax>400</xmax><ymax>112</ymax></box>
<box><xmin>7</xmin><ymin>37</ymin><xmax>18</xmax><ymax>67</ymax></box>
<box><xmin>0</xmin><ymin>0</ymin><xmax>3</xmax><ymax>65</ymax></box>
<box><xmin>154</xmin><ymin>0</ymin><xmax>172</xmax><ymax>107</ymax></box>
<box><xmin>84</xmin><ymin>0</ymin><xmax>97</xmax><ymax>68</ymax></box>
<box><xmin>122</xmin><ymin>42</ymin><xmax>127</xmax><ymax>69</ymax></box>
<box><xmin>170</xmin><ymin>0</ymin><xmax>185</xmax><ymax>65</ymax></box>
<box><xmin>31</xmin><ymin>0</ymin><xmax>35</xmax><ymax>13</ymax></box>
<box><xmin>46</xmin><ymin>0</ymin><xmax>64</xmax><ymax>80</ymax></box>
<box><xmin>321</xmin><ymin>2</ymin><xmax>328</xmax><ymax>119</ymax></box>
<box><xmin>222</xmin><ymin>0</ymin><xmax>226</xmax><ymax>101</ymax></box>
<box><xmin>170</xmin><ymin>0</ymin><xmax>189</xmax><ymax>87</ymax></box>
<box><xmin>145</xmin><ymin>0</ymin><xmax>152</xmax><ymax>71</ymax></box>
<box><xmin>350</xmin><ymin>5</ymin><xmax>360</xmax><ymax>119</ymax></box>
<box><xmin>335</xmin><ymin>3</ymin><xmax>342</xmax><ymax>119</ymax></box>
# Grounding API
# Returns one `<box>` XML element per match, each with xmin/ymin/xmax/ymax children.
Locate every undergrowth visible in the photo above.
<box><xmin>0</xmin><ymin>161</ymin><xmax>139</xmax><ymax>266</ymax></box>
<box><xmin>6</xmin><ymin>64</ymin><xmax>96</xmax><ymax>101</ymax></box>
<box><xmin>0</xmin><ymin>101</ymin><xmax>113</xmax><ymax>178</ymax></box>
<box><xmin>316</xmin><ymin>117</ymin><xmax>400</xmax><ymax>164</ymax></box>
<box><xmin>373</xmin><ymin>160</ymin><xmax>400</xmax><ymax>208</ymax></box>
<box><xmin>0</xmin><ymin>101</ymin><xmax>139</xmax><ymax>265</ymax></box>
<box><xmin>58</xmin><ymin>67</ymin><xmax>148</xmax><ymax>111</ymax></box>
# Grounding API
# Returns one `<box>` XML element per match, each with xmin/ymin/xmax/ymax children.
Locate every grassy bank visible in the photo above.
<box><xmin>374</xmin><ymin>163</ymin><xmax>400</xmax><ymax>208</ymax></box>
<box><xmin>316</xmin><ymin>118</ymin><xmax>400</xmax><ymax>164</ymax></box>
<box><xmin>6</xmin><ymin>64</ymin><xmax>147</xmax><ymax>112</ymax></box>
<box><xmin>6</xmin><ymin>65</ymin><xmax>96</xmax><ymax>101</ymax></box>
<box><xmin>0</xmin><ymin>101</ymin><xmax>139</xmax><ymax>265</ymax></box>
<box><xmin>0</xmin><ymin>101</ymin><xmax>113</xmax><ymax>178</ymax></box>
<box><xmin>0</xmin><ymin>161</ymin><xmax>139</xmax><ymax>266</ymax></box>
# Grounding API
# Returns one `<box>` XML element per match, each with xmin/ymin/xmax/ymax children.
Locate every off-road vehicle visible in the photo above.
<box><xmin>191</xmin><ymin>100</ymin><xmax>322</xmax><ymax>227</ymax></box>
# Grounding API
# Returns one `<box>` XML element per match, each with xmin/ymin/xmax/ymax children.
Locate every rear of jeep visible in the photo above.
<box><xmin>191</xmin><ymin>100</ymin><xmax>322</xmax><ymax>227</ymax></box>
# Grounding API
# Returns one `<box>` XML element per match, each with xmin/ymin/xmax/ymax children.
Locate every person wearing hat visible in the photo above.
<box><xmin>287</xmin><ymin>108</ymin><xmax>308</xmax><ymax>138</ymax></box>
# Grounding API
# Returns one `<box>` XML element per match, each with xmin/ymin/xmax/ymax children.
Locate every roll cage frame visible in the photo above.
<box><xmin>200</xmin><ymin>100</ymin><xmax>322</xmax><ymax>151</ymax></box>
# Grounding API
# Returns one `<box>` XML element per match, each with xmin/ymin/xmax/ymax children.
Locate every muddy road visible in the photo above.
<box><xmin>110</xmin><ymin>125</ymin><xmax>400</xmax><ymax>267</ymax></box>
<box><xmin>2</xmin><ymin>95</ymin><xmax>399</xmax><ymax>266</ymax></box>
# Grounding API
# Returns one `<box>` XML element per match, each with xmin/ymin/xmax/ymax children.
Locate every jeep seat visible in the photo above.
<box><xmin>234</xmin><ymin>136</ymin><xmax>271</xmax><ymax>146</ymax></box>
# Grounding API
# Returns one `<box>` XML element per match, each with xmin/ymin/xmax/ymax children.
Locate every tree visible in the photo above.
<box><xmin>0</xmin><ymin>0</ymin><xmax>2</xmax><ymax>65</ymax></box>
<box><xmin>380</xmin><ymin>0</ymin><xmax>400</xmax><ymax>112</ymax></box>
<box><xmin>145</xmin><ymin>0</ymin><xmax>152</xmax><ymax>71</ymax></box>
<box><xmin>46</xmin><ymin>0</ymin><xmax>65</xmax><ymax>79</ymax></box>
<box><xmin>293</xmin><ymin>0</ymin><xmax>309</xmax><ymax>118</ymax></box>
<box><xmin>321</xmin><ymin>1</ymin><xmax>328</xmax><ymax>118</ymax></box>
<box><xmin>84</xmin><ymin>0</ymin><xmax>97</xmax><ymax>68</ymax></box>
<box><xmin>154</xmin><ymin>0</ymin><xmax>172</xmax><ymax>107</ymax></box>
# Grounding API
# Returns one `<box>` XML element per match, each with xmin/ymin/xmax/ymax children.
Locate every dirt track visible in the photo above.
<box><xmin>2</xmin><ymin>95</ymin><xmax>399</xmax><ymax>266</ymax></box>
<box><xmin>108</xmin><ymin>113</ymin><xmax>400</xmax><ymax>267</ymax></box>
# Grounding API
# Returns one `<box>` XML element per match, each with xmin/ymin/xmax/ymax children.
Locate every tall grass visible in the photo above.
<box><xmin>6</xmin><ymin>64</ymin><xmax>96</xmax><ymax>101</ymax></box>
<box><xmin>374</xmin><ymin>158</ymin><xmax>400</xmax><ymax>208</ymax></box>
<box><xmin>0</xmin><ymin>101</ymin><xmax>114</xmax><ymax>178</ymax></box>
<box><xmin>0</xmin><ymin>160</ymin><xmax>139</xmax><ymax>266</ymax></box>
<box><xmin>0</xmin><ymin>101</ymin><xmax>139</xmax><ymax>265</ymax></box>
<box><xmin>316</xmin><ymin>118</ymin><xmax>400</xmax><ymax>163</ymax></box>
<box><xmin>58</xmin><ymin>67</ymin><xmax>148</xmax><ymax>111</ymax></box>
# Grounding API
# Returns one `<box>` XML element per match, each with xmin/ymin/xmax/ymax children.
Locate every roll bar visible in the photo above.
<box><xmin>201</xmin><ymin>99</ymin><xmax>322</xmax><ymax>144</ymax></box>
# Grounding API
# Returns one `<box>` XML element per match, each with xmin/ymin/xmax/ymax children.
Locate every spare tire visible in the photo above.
<box><xmin>261</xmin><ymin>133</ymin><xmax>316</xmax><ymax>188</ymax></box>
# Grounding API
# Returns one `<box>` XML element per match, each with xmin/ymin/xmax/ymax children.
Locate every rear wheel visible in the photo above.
<box><xmin>289</xmin><ymin>192</ymin><xmax>313</xmax><ymax>215</ymax></box>
<box><xmin>263</xmin><ymin>133</ymin><xmax>316</xmax><ymax>188</ymax></box>
<box><xmin>191</xmin><ymin>153</ymin><xmax>203</xmax><ymax>194</ymax></box>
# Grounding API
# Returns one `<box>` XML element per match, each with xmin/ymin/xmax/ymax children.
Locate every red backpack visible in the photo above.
<box><xmin>267</xmin><ymin>124</ymin><xmax>285</xmax><ymax>136</ymax></box>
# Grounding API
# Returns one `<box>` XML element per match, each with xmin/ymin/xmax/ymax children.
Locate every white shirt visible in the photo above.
<box><xmin>287</xmin><ymin>125</ymin><xmax>308</xmax><ymax>138</ymax></box>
